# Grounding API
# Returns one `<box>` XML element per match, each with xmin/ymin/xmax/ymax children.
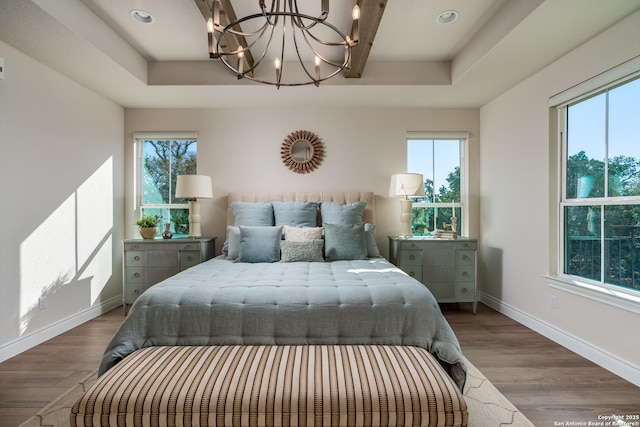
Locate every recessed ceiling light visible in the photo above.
<box><xmin>436</xmin><ymin>10</ymin><xmax>459</xmax><ymax>24</ymax></box>
<box><xmin>130</xmin><ymin>9</ymin><xmax>154</xmax><ymax>24</ymax></box>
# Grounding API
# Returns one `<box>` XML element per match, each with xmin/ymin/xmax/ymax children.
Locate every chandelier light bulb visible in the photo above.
<box><xmin>352</xmin><ymin>5</ymin><xmax>360</xmax><ymax>20</ymax></box>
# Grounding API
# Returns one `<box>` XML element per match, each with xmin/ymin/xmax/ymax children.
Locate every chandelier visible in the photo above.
<box><xmin>206</xmin><ymin>1</ymin><xmax>360</xmax><ymax>88</ymax></box>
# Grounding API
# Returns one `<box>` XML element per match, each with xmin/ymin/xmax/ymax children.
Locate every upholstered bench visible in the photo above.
<box><xmin>71</xmin><ymin>345</ymin><xmax>468</xmax><ymax>427</ymax></box>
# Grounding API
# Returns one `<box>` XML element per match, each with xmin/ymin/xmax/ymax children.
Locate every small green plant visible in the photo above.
<box><xmin>171</xmin><ymin>212</ymin><xmax>189</xmax><ymax>234</ymax></box>
<box><xmin>136</xmin><ymin>213</ymin><xmax>163</xmax><ymax>228</ymax></box>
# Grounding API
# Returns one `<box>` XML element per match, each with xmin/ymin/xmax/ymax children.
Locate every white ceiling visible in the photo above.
<box><xmin>2</xmin><ymin>0</ymin><xmax>640</xmax><ymax>109</ymax></box>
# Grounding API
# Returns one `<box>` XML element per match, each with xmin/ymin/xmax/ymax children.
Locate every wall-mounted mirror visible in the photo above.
<box><xmin>281</xmin><ymin>130</ymin><xmax>325</xmax><ymax>174</ymax></box>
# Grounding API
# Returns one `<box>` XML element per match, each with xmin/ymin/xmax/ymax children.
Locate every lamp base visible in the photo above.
<box><xmin>188</xmin><ymin>199</ymin><xmax>202</xmax><ymax>239</ymax></box>
<box><xmin>399</xmin><ymin>199</ymin><xmax>413</xmax><ymax>238</ymax></box>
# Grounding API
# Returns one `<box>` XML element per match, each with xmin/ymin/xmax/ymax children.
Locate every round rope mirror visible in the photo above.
<box><xmin>281</xmin><ymin>130</ymin><xmax>325</xmax><ymax>174</ymax></box>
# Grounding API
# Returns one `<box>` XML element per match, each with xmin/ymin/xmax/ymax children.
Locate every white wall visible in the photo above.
<box><xmin>0</xmin><ymin>41</ymin><xmax>125</xmax><ymax>361</ymax></box>
<box><xmin>479</xmin><ymin>11</ymin><xmax>640</xmax><ymax>384</ymax></box>
<box><xmin>124</xmin><ymin>107</ymin><xmax>480</xmax><ymax>257</ymax></box>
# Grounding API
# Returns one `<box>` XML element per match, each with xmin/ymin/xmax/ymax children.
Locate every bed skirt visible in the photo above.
<box><xmin>72</xmin><ymin>345</ymin><xmax>468</xmax><ymax>427</ymax></box>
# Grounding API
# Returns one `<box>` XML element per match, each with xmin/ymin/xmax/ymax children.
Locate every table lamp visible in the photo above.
<box><xmin>175</xmin><ymin>174</ymin><xmax>213</xmax><ymax>238</ymax></box>
<box><xmin>389</xmin><ymin>173</ymin><xmax>425</xmax><ymax>238</ymax></box>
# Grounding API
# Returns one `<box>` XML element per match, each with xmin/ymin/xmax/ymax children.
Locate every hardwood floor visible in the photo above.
<box><xmin>0</xmin><ymin>303</ymin><xmax>638</xmax><ymax>426</ymax></box>
<box><xmin>442</xmin><ymin>303</ymin><xmax>640</xmax><ymax>426</ymax></box>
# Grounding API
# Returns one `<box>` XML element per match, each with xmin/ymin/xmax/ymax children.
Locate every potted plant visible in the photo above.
<box><xmin>136</xmin><ymin>214</ymin><xmax>163</xmax><ymax>239</ymax></box>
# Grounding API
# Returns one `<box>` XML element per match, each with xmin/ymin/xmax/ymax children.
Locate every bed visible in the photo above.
<box><xmin>84</xmin><ymin>192</ymin><xmax>468</xmax><ymax>426</ymax></box>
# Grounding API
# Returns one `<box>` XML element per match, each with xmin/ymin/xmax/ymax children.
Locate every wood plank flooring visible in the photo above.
<box><xmin>442</xmin><ymin>303</ymin><xmax>640</xmax><ymax>426</ymax></box>
<box><xmin>0</xmin><ymin>303</ymin><xmax>638</xmax><ymax>426</ymax></box>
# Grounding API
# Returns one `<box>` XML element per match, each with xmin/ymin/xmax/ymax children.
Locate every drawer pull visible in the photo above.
<box><xmin>461</xmin><ymin>255</ymin><xmax>468</xmax><ymax>260</ymax></box>
<box><xmin>463</xmin><ymin>243</ymin><xmax>469</xmax><ymax>248</ymax></box>
<box><xmin>186</xmin><ymin>256</ymin><xmax>194</xmax><ymax>261</ymax></box>
<box><xmin>410</xmin><ymin>243</ymin><xmax>416</xmax><ymax>248</ymax></box>
<box><xmin>461</xmin><ymin>287</ymin><xmax>467</xmax><ymax>293</ymax></box>
<box><xmin>134</xmin><ymin>289</ymin><xmax>140</xmax><ymax>294</ymax></box>
<box><xmin>133</xmin><ymin>272</ymin><xmax>140</xmax><ymax>278</ymax></box>
<box><xmin>409</xmin><ymin>271</ymin><xmax>415</xmax><ymax>277</ymax></box>
<box><xmin>461</xmin><ymin>271</ymin><xmax>467</xmax><ymax>277</ymax></box>
<box><xmin>133</xmin><ymin>244</ymin><xmax>139</xmax><ymax>249</ymax></box>
<box><xmin>134</xmin><ymin>256</ymin><xmax>140</xmax><ymax>261</ymax></box>
<box><xmin>409</xmin><ymin>254</ymin><xmax>415</xmax><ymax>260</ymax></box>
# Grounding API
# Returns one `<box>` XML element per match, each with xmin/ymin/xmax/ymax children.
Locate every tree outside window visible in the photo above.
<box><xmin>408</xmin><ymin>138</ymin><xmax>463</xmax><ymax>236</ymax></box>
<box><xmin>563</xmin><ymin>77</ymin><xmax>640</xmax><ymax>292</ymax></box>
<box><xmin>139</xmin><ymin>139</ymin><xmax>197</xmax><ymax>237</ymax></box>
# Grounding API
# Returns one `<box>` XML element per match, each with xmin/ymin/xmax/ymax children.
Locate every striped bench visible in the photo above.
<box><xmin>71</xmin><ymin>345</ymin><xmax>468</xmax><ymax>427</ymax></box>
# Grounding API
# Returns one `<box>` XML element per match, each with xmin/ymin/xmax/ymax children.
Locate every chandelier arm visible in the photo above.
<box><xmin>218</xmin><ymin>17</ymin><xmax>276</xmax><ymax>76</ymax></box>
<box><xmin>216</xmin><ymin>19</ymin><xmax>271</xmax><ymax>56</ymax></box>
<box><xmin>300</xmin><ymin>30</ymin><xmax>350</xmax><ymax>69</ymax></box>
<box><xmin>290</xmin><ymin>0</ymin><xmax>326</xmax><ymax>31</ymax></box>
<box><xmin>291</xmin><ymin>17</ymin><xmax>319</xmax><ymax>85</ymax></box>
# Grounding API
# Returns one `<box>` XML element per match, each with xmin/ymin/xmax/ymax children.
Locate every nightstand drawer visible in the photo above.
<box><xmin>398</xmin><ymin>249</ymin><xmax>422</xmax><ymax>265</ymax></box>
<box><xmin>124</xmin><ymin>267</ymin><xmax>145</xmax><ymax>283</ymax></box>
<box><xmin>455</xmin><ymin>282</ymin><xmax>475</xmax><ymax>300</ymax></box>
<box><xmin>125</xmin><ymin>251</ymin><xmax>145</xmax><ymax>266</ymax></box>
<box><xmin>454</xmin><ymin>241</ymin><xmax>476</xmax><ymax>250</ymax></box>
<box><xmin>125</xmin><ymin>284</ymin><xmax>147</xmax><ymax>303</ymax></box>
<box><xmin>455</xmin><ymin>265</ymin><xmax>475</xmax><ymax>281</ymax></box>
<box><xmin>400</xmin><ymin>265</ymin><xmax>422</xmax><ymax>281</ymax></box>
<box><xmin>456</xmin><ymin>250</ymin><xmax>475</xmax><ymax>266</ymax></box>
<box><xmin>180</xmin><ymin>250</ymin><xmax>201</xmax><ymax>269</ymax></box>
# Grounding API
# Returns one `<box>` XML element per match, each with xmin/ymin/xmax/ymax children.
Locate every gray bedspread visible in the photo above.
<box><xmin>99</xmin><ymin>257</ymin><xmax>466</xmax><ymax>389</ymax></box>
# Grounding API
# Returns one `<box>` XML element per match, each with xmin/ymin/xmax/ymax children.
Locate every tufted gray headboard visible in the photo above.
<box><xmin>226</xmin><ymin>191</ymin><xmax>375</xmax><ymax>226</ymax></box>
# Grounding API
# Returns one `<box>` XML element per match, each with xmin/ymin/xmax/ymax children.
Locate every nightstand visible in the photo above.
<box><xmin>388</xmin><ymin>236</ymin><xmax>477</xmax><ymax>313</ymax></box>
<box><xmin>122</xmin><ymin>237</ymin><xmax>216</xmax><ymax>314</ymax></box>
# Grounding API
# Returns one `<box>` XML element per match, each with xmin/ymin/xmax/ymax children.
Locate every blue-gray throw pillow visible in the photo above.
<box><xmin>364</xmin><ymin>223</ymin><xmax>381</xmax><ymax>257</ymax></box>
<box><xmin>238</xmin><ymin>226</ymin><xmax>283</xmax><ymax>263</ymax></box>
<box><xmin>320</xmin><ymin>201</ymin><xmax>365</xmax><ymax>225</ymax></box>
<box><xmin>223</xmin><ymin>226</ymin><xmax>240</xmax><ymax>259</ymax></box>
<box><xmin>323</xmin><ymin>223</ymin><xmax>368</xmax><ymax>261</ymax></box>
<box><xmin>231</xmin><ymin>201</ymin><xmax>274</xmax><ymax>226</ymax></box>
<box><xmin>272</xmin><ymin>200</ymin><xmax>319</xmax><ymax>227</ymax></box>
<box><xmin>280</xmin><ymin>239</ymin><xmax>324</xmax><ymax>262</ymax></box>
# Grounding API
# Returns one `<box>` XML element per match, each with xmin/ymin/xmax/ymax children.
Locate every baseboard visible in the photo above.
<box><xmin>479</xmin><ymin>292</ymin><xmax>640</xmax><ymax>388</ymax></box>
<box><xmin>0</xmin><ymin>296</ymin><xmax>122</xmax><ymax>364</ymax></box>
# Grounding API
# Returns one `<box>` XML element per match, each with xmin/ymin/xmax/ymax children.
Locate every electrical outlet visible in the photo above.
<box><xmin>39</xmin><ymin>295</ymin><xmax>47</xmax><ymax>310</ymax></box>
<box><xmin>550</xmin><ymin>294</ymin><xmax>557</xmax><ymax>309</ymax></box>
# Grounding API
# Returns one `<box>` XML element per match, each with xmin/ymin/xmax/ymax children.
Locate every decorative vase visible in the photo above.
<box><xmin>162</xmin><ymin>223</ymin><xmax>173</xmax><ymax>240</ymax></box>
<box><xmin>139</xmin><ymin>227</ymin><xmax>158</xmax><ymax>239</ymax></box>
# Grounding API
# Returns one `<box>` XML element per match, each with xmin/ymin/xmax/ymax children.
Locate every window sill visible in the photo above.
<box><xmin>545</xmin><ymin>275</ymin><xmax>640</xmax><ymax>315</ymax></box>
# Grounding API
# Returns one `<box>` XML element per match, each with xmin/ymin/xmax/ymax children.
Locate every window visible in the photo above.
<box><xmin>135</xmin><ymin>132</ymin><xmax>198</xmax><ymax>238</ymax></box>
<box><xmin>559</xmin><ymin>76</ymin><xmax>640</xmax><ymax>294</ymax></box>
<box><xmin>407</xmin><ymin>132</ymin><xmax>468</xmax><ymax>236</ymax></box>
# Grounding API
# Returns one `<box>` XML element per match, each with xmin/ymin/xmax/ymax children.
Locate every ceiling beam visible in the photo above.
<box><xmin>344</xmin><ymin>0</ymin><xmax>387</xmax><ymax>79</ymax></box>
<box><xmin>192</xmin><ymin>0</ymin><xmax>255</xmax><ymax>76</ymax></box>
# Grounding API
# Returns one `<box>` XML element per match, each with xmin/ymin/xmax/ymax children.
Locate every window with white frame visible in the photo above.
<box><xmin>557</xmin><ymin>75</ymin><xmax>640</xmax><ymax>294</ymax></box>
<box><xmin>407</xmin><ymin>132</ymin><xmax>468</xmax><ymax>236</ymax></box>
<box><xmin>135</xmin><ymin>132</ymin><xmax>198</xmax><ymax>238</ymax></box>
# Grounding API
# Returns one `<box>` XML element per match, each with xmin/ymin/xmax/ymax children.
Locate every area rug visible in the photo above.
<box><xmin>19</xmin><ymin>358</ymin><xmax>533</xmax><ymax>427</ymax></box>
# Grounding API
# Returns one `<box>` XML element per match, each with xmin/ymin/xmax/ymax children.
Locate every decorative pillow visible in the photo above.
<box><xmin>320</xmin><ymin>201</ymin><xmax>365</xmax><ymax>225</ymax></box>
<box><xmin>272</xmin><ymin>200</ymin><xmax>319</xmax><ymax>227</ymax></box>
<box><xmin>283</xmin><ymin>225</ymin><xmax>323</xmax><ymax>241</ymax></box>
<box><xmin>223</xmin><ymin>226</ymin><xmax>241</xmax><ymax>259</ymax></box>
<box><xmin>231</xmin><ymin>201</ymin><xmax>274</xmax><ymax>226</ymax></box>
<box><xmin>280</xmin><ymin>240</ymin><xmax>325</xmax><ymax>262</ymax></box>
<box><xmin>323</xmin><ymin>223</ymin><xmax>368</xmax><ymax>261</ymax></box>
<box><xmin>364</xmin><ymin>223</ymin><xmax>381</xmax><ymax>257</ymax></box>
<box><xmin>238</xmin><ymin>226</ymin><xmax>283</xmax><ymax>263</ymax></box>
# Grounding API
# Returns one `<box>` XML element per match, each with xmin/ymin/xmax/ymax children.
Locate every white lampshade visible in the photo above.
<box><xmin>389</xmin><ymin>173</ymin><xmax>425</xmax><ymax>198</ymax></box>
<box><xmin>175</xmin><ymin>175</ymin><xmax>213</xmax><ymax>199</ymax></box>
